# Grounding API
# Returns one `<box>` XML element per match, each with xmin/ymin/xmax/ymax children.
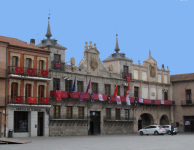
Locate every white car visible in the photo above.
<box><xmin>139</xmin><ymin>125</ymin><xmax>166</xmax><ymax>135</ymax></box>
<box><xmin>161</xmin><ymin>125</ymin><xmax>178</xmax><ymax>135</ymax></box>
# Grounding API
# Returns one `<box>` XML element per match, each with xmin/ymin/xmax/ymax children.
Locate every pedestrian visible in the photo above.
<box><xmin>171</xmin><ymin>123</ymin><xmax>174</xmax><ymax>136</ymax></box>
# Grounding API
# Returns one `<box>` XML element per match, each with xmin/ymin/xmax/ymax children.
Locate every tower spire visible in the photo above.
<box><xmin>114</xmin><ymin>34</ymin><xmax>120</xmax><ymax>53</ymax></box>
<box><xmin>45</xmin><ymin>10</ymin><xmax>52</xmax><ymax>39</ymax></box>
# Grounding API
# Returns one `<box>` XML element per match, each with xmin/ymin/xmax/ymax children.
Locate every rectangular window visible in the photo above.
<box><xmin>176</xmin><ymin>122</ymin><xmax>179</xmax><ymax>127</ymax></box>
<box><xmin>106</xmin><ymin>108</ymin><xmax>111</xmax><ymax>119</ymax></box>
<box><xmin>115</xmin><ymin>109</ymin><xmax>120</xmax><ymax>120</ymax></box>
<box><xmin>92</xmin><ymin>83</ymin><xmax>98</xmax><ymax>94</ymax></box>
<box><xmin>105</xmin><ymin>84</ymin><xmax>111</xmax><ymax>95</ymax></box>
<box><xmin>14</xmin><ymin>111</ymin><xmax>28</xmax><ymax>132</ymax></box>
<box><xmin>25</xmin><ymin>84</ymin><xmax>31</xmax><ymax>100</ymax></box>
<box><xmin>39</xmin><ymin>60</ymin><xmax>44</xmax><ymax>72</ymax></box>
<box><xmin>78</xmin><ymin>107</ymin><xmax>84</xmax><ymax>119</ymax></box>
<box><xmin>123</xmin><ymin>66</ymin><xmax>128</xmax><ymax>79</ymax></box>
<box><xmin>38</xmin><ymin>85</ymin><xmax>44</xmax><ymax>100</ymax></box>
<box><xmin>26</xmin><ymin>58</ymin><xmax>32</xmax><ymax>68</ymax></box>
<box><xmin>164</xmin><ymin>90</ymin><xmax>168</xmax><ymax>100</ymax></box>
<box><xmin>65</xmin><ymin>80</ymin><xmax>72</xmax><ymax>91</ymax></box>
<box><xmin>11</xmin><ymin>82</ymin><xmax>18</xmax><ymax>99</ymax></box>
<box><xmin>125</xmin><ymin>109</ymin><xmax>129</xmax><ymax>120</ymax></box>
<box><xmin>54</xmin><ymin>54</ymin><xmax>61</xmax><ymax>62</ymax></box>
<box><xmin>186</xmin><ymin>90</ymin><xmax>191</xmax><ymax>100</ymax></box>
<box><xmin>53</xmin><ymin>78</ymin><xmax>60</xmax><ymax>90</ymax></box>
<box><xmin>53</xmin><ymin>106</ymin><xmax>60</xmax><ymax>118</ymax></box>
<box><xmin>134</xmin><ymin>87</ymin><xmax>139</xmax><ymax>97</ymax></box>
<box><xmin>12</xmin><ymin>56</ymin><xmax>18</xmax><ymax>67</ymax></box>
<box><xmin>66</xmin><ymin>106</ymin><xmax>72</xmax><ymax>119</ymax></box>
<box><xmin>116</xmin><ymin>85</ymin><xmax>120</xmax><ymax>96</ymax></box>
<box><xmin>77</xmin><ymin>81</ymin><xmax>83</xmax><ymax>92</ymax></box>
<box><xmin>124</xmin><ymin>86</ymin><xmax>128</xmax><ymax>96</ymax></box>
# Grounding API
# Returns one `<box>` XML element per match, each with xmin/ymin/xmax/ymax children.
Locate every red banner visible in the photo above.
<box><xmin>56</xmin><ymin>62</ymin><xmax>61</xmax><ymax>68</ymax></box>
<box><xmin>28</xmin><ymin>97</ymin><xmax>36</xmax><ymax>104</ymax></box>
<box><xmin>126</xmin><ymin>73</ymin><xmax>131</xmax><ymax>82</ymax></box>
<box><xmin>15</xmin><ymin>96</ymin><xmax>23</xmax><ymax>103</ymax></box>
<box><xmin>56</xmin><ymin>91</ymin><xmax>61</xmax><ymax>101</ymax></box>
<box><xmin>15</xmin><ymin>67</ymin><xmax>24</xmax><ymax>74</ymax></box>
<box><xmin>27</xmin><ymin>68</ymin><xmax>35</xmax><ymax>75</ymax></box>
<box><xmin>41</xmin><ymin>70</ymin><xmax>48</xmax><ymax>77</ymax></box>
<box><xmin>42</xmin><ymin>97</ymin><xmax>49</xmax><ymax>104</ymax></box>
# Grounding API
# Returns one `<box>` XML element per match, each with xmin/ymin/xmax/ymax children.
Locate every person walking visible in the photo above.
<box><xmin>171</xmin><ymin>123</ymin><xmax>174</xmax><ymax>136</ymax></box>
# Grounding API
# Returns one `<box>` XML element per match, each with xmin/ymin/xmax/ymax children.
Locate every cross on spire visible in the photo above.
<box><xmin>45</xmin><ymin>9</ymin><xmax>52</xmax><ymax>39</ymax></box>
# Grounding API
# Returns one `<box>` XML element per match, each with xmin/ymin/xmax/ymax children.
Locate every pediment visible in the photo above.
<box><xmin>144</xmin><ymin>56</ymin><xmax>157</xmax><ymax>65</ymax></box>
<box><xmin>86</xmin><ymin>48</ymin><xmax>100</xmax><ymax>55</ymax></box>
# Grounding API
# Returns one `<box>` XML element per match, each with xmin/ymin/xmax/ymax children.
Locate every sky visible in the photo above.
<box><xmin>0</xmin><ymin>0</ymin><xmax>193</xmax><ymax>75</ymax></box>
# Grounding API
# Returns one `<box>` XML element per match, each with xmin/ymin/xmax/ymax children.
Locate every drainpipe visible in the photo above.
<box><xmin>4</xmin><ymin>45</ymin><xmax>8</xmax><ymax>137</ymax></box>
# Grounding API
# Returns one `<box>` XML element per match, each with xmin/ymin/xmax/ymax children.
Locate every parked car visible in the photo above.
<box><xmin>161</xmin><ymin>125</ymin><xmax>178</xmax><ymax>135</ymax></box>
<box><xmin>139</xmin><ymin>125</ymin><xmax>166</xmax><ymax>135</ymax></box>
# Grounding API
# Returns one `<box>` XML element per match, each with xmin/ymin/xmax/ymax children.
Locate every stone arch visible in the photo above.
<box><xmin>138</xmin><ymin>113</ymin><xmax>154</xmax><ymax>130</ymax></box>
<box><xmin>160</xmin><ymin>115</ymin><xmax>169</xmax><ymax>125</ymax></box>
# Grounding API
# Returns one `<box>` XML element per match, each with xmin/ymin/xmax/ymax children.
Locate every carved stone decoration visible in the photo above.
<box><xmin>109</xmin><ymin>64</ymin><xmax>113</xmax><ymax>71</ymax></box>
<box><xmin>90</xmin><ymin>56</ymin><xmax>98</xmax><ymax>70</ymax></box>
<box><xmin>150</xmin><ymin>64</ymin><xmax>156</xmax><ymax>78</ymax></box>
<box><xmin>70</xmin><ymin>57</ymin><xmax>75</xmax><ymax>67</ymax></box>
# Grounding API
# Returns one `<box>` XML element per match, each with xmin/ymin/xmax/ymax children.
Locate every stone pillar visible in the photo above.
<box><xmin>44</xmin><ymin>111</ymin><xmax>49</xmax><ymax>137</ymax></box>
<box><xmin>30</xmin><ymin>111</ymin><xmax>38</xmax><ymax>137</ymax></box>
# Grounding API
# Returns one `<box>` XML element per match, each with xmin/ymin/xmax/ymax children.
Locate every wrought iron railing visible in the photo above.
<box><xmin>122</xmin><ymin>72</ymin><xmax>132</xmax><ymax>80</ymax></box>
<box><xmin>181</xmin><ymin>100</ymin><xmax>194</xmax><ymax>106</ymax></box>
<box><xmin>104</xmin><ymin>116</ymin><xmax>135</xmax><ymax>121</ymax></box>
<box><xmin>7</xmin><ymin>96</ymin><xmax>50</xmax><ymax>105</ymax></box>
<box><xmin>7</xmin><ymin>66</ymin><xmax>51</xmax><ymax>78</ymax></box>
<box><xmin>51</xmin><ymin>61</ymin><xmax>65</xmax><ymax>71</ymax></box>
<box><xmin>49</xmin><ymin>115</ymin><xmax>90</xmax><ymax>120</ymax></box>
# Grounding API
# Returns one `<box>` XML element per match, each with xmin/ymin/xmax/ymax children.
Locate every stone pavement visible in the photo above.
<box><xmin>0</xmin><ymin>133</ymin><xmax>193</xmax><ymax>150</ymax></box>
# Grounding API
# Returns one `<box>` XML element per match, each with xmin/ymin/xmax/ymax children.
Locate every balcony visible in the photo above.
<box><xmin>7</xmin><ymin>96</ymin><xmax>50</xmax><ymax>105</ymax></box>
<box><xmin>181</xmin><ymin>100</ymin><xmax>194</xmax><ymax>106</ymax></box>
<box><xmin>51</xmin><ymin>61</ymin><xmax>65</xmax><ymax>71</ymax></box>
<box><xmin>49</xmin><ymin>115</ymin><xmax>90</xmax><ymax>120</ymax></box>
<box><xmin>7</xmin><ymin>66</ymin><xmax>51</xmax><ymax>79</ymax></box>
<box><xmin>122</xmin><ymin>72</ymin><xmax>132</xmax><ymax>80</ymax></box>
<box><xmin>104</xmin><ymin>116</ymin><xmax>135</xmax><ymax>121</ymax></box>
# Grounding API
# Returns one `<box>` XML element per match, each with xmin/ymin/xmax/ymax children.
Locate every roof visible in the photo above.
<box><xmin>170</xmin><ymin>73</ymin><xmax>194</xmax><ymax>82</ymax></box>
<box><xmin>102</xmin><ymin>52</ymin><xmax>132</xmax><ymax>62</ymax></box>
<box><xmin>0</xmin><ymin>36</ymin><xmax>50</xmax><ymax>52</ymax></box>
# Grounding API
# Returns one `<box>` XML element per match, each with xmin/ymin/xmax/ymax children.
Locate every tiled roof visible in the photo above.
<box><xmin>0</xmin><ymin>36</ymin><xmax>50</xmax><ymax>52</ymax></box>
<box><xmin>170</xmin><ymin>73</ymin><xmax>194</xmax><ymax>82</ymax></box>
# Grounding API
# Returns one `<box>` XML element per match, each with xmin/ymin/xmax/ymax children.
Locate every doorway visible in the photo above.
<box><xmin>89</xmin><ymin>111</ymin><xmax>100</xmax><ymax>135</ymax></box>
<box><xmin>38</xmin><ymin>112</ymin><xmax>44</xmax><ymax>136</ymax></box>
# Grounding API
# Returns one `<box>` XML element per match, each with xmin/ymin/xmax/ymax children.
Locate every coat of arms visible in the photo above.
<box><xmin>90</xmin><ymin>56</ymin><xmax>98</xmax><ymax>70</ymax></box>
<box><xmin>150</xmin><ymin>64</ymin><xmax>156</xmax><ymax>78</ymax></box>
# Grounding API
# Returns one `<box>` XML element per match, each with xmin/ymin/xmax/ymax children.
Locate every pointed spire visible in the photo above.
<box><xmin>45</xmin><ymin>13</ymin><xmax>52</xmax><ymax>39</ymax></box>
<box><xmin>114</xmin><ymin>34</ymin><xmax>120</xmax><ymax>53</ymax></box>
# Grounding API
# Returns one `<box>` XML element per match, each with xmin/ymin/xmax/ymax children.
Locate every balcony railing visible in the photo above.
<box><xmin>181</xmin><ymin>100</ymin><xmax>194</xmax><ymax>106</ymax></box>
<box><xmin>7</xmin><ymin>96</ymin><xmax>50</xmax><ymax>105</ymax></box>
<box><xmin>104</xmin><ymin>116</ymin><xmax>135</xmax><ymax>121</ymax></box>
<box><xmin>49</xmin><ymin>115</ymin><xmax>90</xmax><ymax>120</ymax></box>
<box><xmin>51</xmin><ymin>61</ymin><xmax>65</xmax><ymax>71</ymax></box>
<box><xmin>8</xmin><ymin>66</ymin><xmax>51</xmax><ymax>78</ymax></box>
<box><xmin>122</xmin><ymin>72</ymin><xmax>132</xmax><ymax>80</ymax></box>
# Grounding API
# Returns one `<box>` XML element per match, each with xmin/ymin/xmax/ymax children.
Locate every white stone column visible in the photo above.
<box><xmin>30</xmin><ymin>111</ymin><xmax>38</xmax><ymax>137</ymax></box>
<box><xmin>44</xmin><ymin>112</ymin><xmax>49</xmax><ymax>137</ymax></box>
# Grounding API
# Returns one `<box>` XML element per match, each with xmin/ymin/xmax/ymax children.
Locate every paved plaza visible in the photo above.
<box><xmin>0</xmin><ymin>133</ymin><xmax>194</xmax><ymax>150</ymax></box>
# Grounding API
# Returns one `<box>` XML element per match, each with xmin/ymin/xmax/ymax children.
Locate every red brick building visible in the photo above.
<box><xmin>0</xmin><ymin>36</ymin><xmax>51</xmax><ymax>137</ymax></box>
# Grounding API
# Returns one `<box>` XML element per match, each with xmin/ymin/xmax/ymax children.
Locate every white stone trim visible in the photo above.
<box><xmin>10</xmin><ymin>53</ymin><xmax>21</xmax><ymax>67</ymax></box>
<box><xmin>24</xmin><ymin>81</ymin><xmax>34</xmax><ymax>99</ymax></box>
<box><xmin>37</xmin><ymin>57</ymin><xmax>47</xmax><ymax>70</ymax></box>
<box><xmin>9</xmin><ymin>79</ymin><xmax>21</xmax><ymax>102</ymax></box>
<box><xmin>37</xmin><ymin>82</ymin><xmax>47</xmax><ymax>98</ymax></box>
<box><xmin>24</xmin><ymin>55</ymin><xmax>34</xmax><ymax>68</ymax></box>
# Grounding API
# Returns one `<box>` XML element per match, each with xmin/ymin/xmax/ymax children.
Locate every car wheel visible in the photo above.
<box><xmin>140</xmin><ymin>131</ymin><xmax>143</xmax><ymax>136</ymax></box>
<box><xmin>167</xmin><ymin>131</ymin><xmax>171</xmax><ymax>135</ymax></box>
<box><xmin>146</xmin><ymin>134</ymin><xmax>149</xmax><ymax>136</ymax></box>
<box><xmin>154</xmin><ymin>131</ymin><xmax>159</xmax><ymax>135</ymax></box>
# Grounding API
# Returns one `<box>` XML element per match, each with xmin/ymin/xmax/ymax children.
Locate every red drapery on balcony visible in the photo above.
<box><xmin>15</xmin><ymin>96</ymin><xmax>23</xmax><ymax>103</ymax></box>
<box><xmin>41</xmin><ymin>70</ymin><xmax>48</xmax><ymax>77</ymax></box>
<box><xmin>28</xmin><ymin>97</ymin><xmax>36</xmax><ymax>104</ymax></box>
<box><xmin>56</xmin><ymin>91</ymin><xmax>61</xmax><ymax>101</ymax></box>
<box><xmin>42</xmin><ymin>97</ymin><xmax>49</xmax><ymax>104</ymax></box>
<box><xmin>27</xmin><ymin>68</ymin><xmax>35</xmax><ymax>75</ymax></box>
<box><xmin>56</xmin><ymin>62</ymin><xmax>61</xmax><ymax>68</ymax></box>
<box><xmin>15</xmin><ymin>67</ymin><xmax>24</xmax><ymax>74</ymax></box>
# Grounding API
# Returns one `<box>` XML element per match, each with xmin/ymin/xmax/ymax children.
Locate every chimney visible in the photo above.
<box><xmin>30</xmin><ymin>39</ymin><xmax>35</xmax><ymax>46</ymax></box>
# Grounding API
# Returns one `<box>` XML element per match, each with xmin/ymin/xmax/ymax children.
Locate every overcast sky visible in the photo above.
<box><xmin>0</xmin><ymin>0</ymin><xmax>192</xmax><ymax>75</ymax></box>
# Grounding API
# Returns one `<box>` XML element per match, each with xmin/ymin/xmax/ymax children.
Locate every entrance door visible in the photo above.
<box><xmin>38</xmin><ymin>112</ymin><xmax>44</xmax><ymax>136</ymax></box>
<box><xmin>138</xmin><ymin>120</ymin><xmax>142</xmax><ymax>130</ymax></box>
<box><xmin>90</xmin><ymin>111</ymin><xmax>100</xmax><ymax>135</ymax></box>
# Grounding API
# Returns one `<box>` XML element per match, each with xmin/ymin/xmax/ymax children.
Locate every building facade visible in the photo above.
<box><xmin>171</xmin><ymin>73</ymin><xmax>194</xmax><ymax>132</ymax></box>
<box><xmin>0</xmin><ymin>36</ymin><xmax>51</xmax><ymax>137</ymax></box>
